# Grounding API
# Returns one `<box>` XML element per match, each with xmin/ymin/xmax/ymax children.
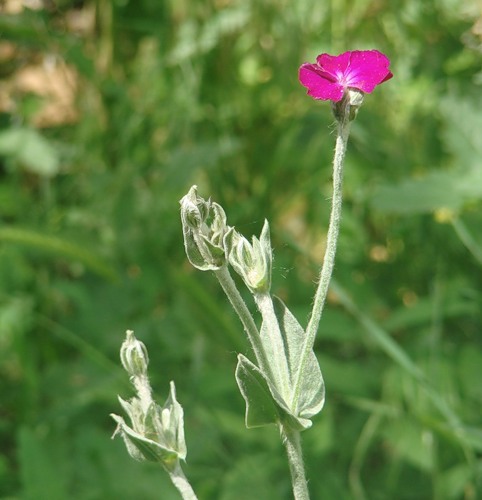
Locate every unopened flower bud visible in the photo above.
<box><xmin>180</xmin><ymin>186</ymin><xmax>229</xmax><ymax>271</ymax></box>
<box><xmin>120</xmin><ymin>330</ymin><xmax>149</xmax><ymax>378</ymax></box>
<box><xmin>225</xmin><ymin>220</ymin><xmax>272</xmax><ymax>294</ymax></box>
<box><xmin>112</xmin><ymin>378</ymin><xmax>187</xmax><ymax>470</ymax></box>
<box><xmin>181</xmin><ymin>199</ymin><xmax>204</xmax><ymax>229</ymax></box>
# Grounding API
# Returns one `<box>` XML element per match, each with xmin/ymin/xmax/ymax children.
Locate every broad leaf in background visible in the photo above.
<box><xmin>0</xmin><ymin>227</ymin><xmax>117</xmax><ymax>280</ymax></box>
<box><xmin>0</xmin><ymin>128</ymin><xmax>60</xmax><ymax>177</ymax></box>
<box><xmin>371</xmin><ymin>165</ymin><xmax>482</xmax><ymax>215</ymax></box>
<box><xmin>372</xmin><ymin>92</ymin><xmax>482</xmax><ymax>215</ymax></box>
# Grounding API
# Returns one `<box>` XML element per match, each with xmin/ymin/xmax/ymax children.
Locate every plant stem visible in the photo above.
<box><xmin>281</xmin><ymin>423</ymin><xmax>310</xmax><ymax>500</ymax></box>
<box><xmin>292</xmin><ymin>111</ymin><xmax>351</xmax><ymax>409</ymax></box>
<box><xmin>214</xmin><ymin>265</ymin><xmax>271</xmax><ymax>377</ymax></box>
<box><xmin>168</xmin><ymin>461</ymin><xmax>198</xmax><ymax>500</ymax></box>
<box><xmin>308</xmin><ymin>116</ymin><xmax>350</xmax><ymax>341</ymax></box>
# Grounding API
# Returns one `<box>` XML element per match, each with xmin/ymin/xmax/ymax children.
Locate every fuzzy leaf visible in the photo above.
<box><xmin>182</xmin><ymin>228</ymin><xmax>220</xmax><ymax>271</ymax></box>
<box><xmin>111</xmin><ymin>414</ymin><xmax>178</xmax><ymax>466</ymax></box>
<box><xmin>235</xmin><ymin>354</ymin><xmax>279</xmax><ymax>428</ymax></box>
<box><xmin>295</xmin><ymin>351</ymin><xmax>325</xmax><ymax>420</ymax></box>
<box><xmin>267</xmin><ymin>297</ymin><xmax>325</xmax><ymax>422</ymax></box>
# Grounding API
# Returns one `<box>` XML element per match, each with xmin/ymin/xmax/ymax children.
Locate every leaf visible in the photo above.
<box><xmin>182</xmin><ymin>227</ymin><xmax>220</xmax><ymax>271</ymax></box>
<box><xmin>295</xmin><ymin>352</ymin><xmax>325</xmax><ymax>420</ymax></box>
<box><xmin>270</xmin><ymin>297</ymin><xmax>325</xmax><ymax>421</ymax></box>
<box><xmin>383</xmin><ymin>418</ymin><xmax>433</xmax><ymax>471</ymax></box>
<box><xmin>440</xmin><ymin>94</ymin><xmax>482</xmax><ymax>161</ymax></box>
<box><xmin>111</xmin><ymin>414</ymin><xmax>178</xmax><ymax>465</ymax></box>
<box><xmin>438</xmin><ymin>464</ymin><xmax>474</xmax><ymax>499</ymax></box>
<box><xmin>167</xmin><ymin>6</ymin><xmax>249</xmax><ymax>63</ymax></box>
<box><xmin>371</xmin><ymin>166</ymin><xmax>482</xmax><ymax>215</ymax></box>
<box><xmin>162</xmin><ymin>381</ymin><xmax>187</xmax><ymax>461</ymax></box>
<box><xmin>235</xmin><ymin>354</ymin><xmax>279</xmax><ymax>428</ymax></box>
<box><xmin>0</xmin><ymin>128</ymin><xmax>60</xmax><ymax>177</ymax></box>
<box><xmin>0</xmin><ymin>227</ymin><xmax>117</xmax><ymax>280</ymax></box>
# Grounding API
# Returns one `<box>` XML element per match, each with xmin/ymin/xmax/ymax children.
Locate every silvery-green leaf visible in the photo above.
<box><xmin>295</xmin><ymin>352</ymin><xmax>325</xmax><ymax>420</ymax></box>
<box><xmin>235</xmin><ymin>355</ymin><xmax>314</xmax><ymax>431</ymax></box>
<box><xmin>265</xmin><ymin>297</ymin><xmax>325</xmax><ymax>422</ymax></box>
<box><xmin>182</xmin><ymin>227</ymin><xmax>221</xmax><ymax>271</ymax></box>
<box><xmin>163</xmin><ymin>381</ymin><xmax>187</xmax><ymax>460</ymax></box>
<box><xmin>235</xmin><ymin>354</ymin><xmax>279</xmax><ymax>428</ymax></box>
<box><xmin>111</xmin><ymin>414</ymin><xmax>178</xmax><ymax>466</ymax></box>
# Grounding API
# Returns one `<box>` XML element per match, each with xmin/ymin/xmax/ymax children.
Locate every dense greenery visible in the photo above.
<box><xmin>1</xmin><ymin>0</ymin><xmax>481</xmax><ymax>498</ymax></box>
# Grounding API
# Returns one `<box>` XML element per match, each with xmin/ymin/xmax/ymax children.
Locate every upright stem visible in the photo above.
<box><xmin>292</xmin><ymin>110</ymin><xmax>351</xmax><ymax>408</ymax></box>
<box><xmin>308</xmin><ymin>117</ymin><xmax>351</xmax><ymax>337</ymax></box>
<box><xmin>168</xmin><ymin>461</ymin><xmax>198</xmax><ymax>500</ymax></box>
<box><xmin>281</xmin><ymin>423</ymin><xmax>310</xmax><ymax>500</ymax></box>
<box><xmin>214</xmin><ymin>265</ymin><xmax>271</xmax><ymax>378</ymax></box>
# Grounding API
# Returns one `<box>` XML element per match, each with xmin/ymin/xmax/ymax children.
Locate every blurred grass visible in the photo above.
<box><xmin>0</xmin><ymin>0</ymin><xmax>481</xmax><ymax>498</ymax></box>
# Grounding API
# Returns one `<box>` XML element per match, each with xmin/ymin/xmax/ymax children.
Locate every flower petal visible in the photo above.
<box><xmin>299</xmin><ymin>63</ymin><xmax>345</xmax><ymax>102</ymax></box>
<box><xmin>315</xmin><ymin>51</ymin><xmax>352</xmax><ymax>80</ymax></box>
<box><xmin>343</xmin><ymin>50</ymin><xmax>393</xmax><ymax>93</ymax></box>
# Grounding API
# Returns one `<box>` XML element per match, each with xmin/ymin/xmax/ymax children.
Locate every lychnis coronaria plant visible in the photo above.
<box><xmin>112</xmin><ymin>49</ymin><xmax>392</xmax><ymax>500</ymax></box>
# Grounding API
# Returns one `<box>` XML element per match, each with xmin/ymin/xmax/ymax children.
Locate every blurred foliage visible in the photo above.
<box><xmin>0</xmin><ymin>0</ymin><xmax>481</xmax><ymax>498</ymax></box>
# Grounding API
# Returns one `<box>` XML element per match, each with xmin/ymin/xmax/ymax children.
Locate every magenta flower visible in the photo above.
<box><xmin>299</xmin><ymin>50</ymin><xmax>393</xmax><ymax>102</ymax></box>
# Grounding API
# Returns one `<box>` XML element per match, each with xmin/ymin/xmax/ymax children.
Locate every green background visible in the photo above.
<box><xmin>1</xmin><ymin>0</ymin><xmax>481</xmax><ymax>498</ymax></box>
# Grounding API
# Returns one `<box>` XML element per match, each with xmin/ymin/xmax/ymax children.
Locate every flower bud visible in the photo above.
<box><xmin>180</xmin><ymin>186</ymin><xmax>229</xmax><ymax>271</ymax></box>
<box><xmin>120</xmin><ymin>330</ymin><xmax>149</xmax><ymax>378</ymax></box>
<box><xmin>112</xmin><ymin>382</ymin><xmax>187</xmax><ymax>470</ymax></box>
<box><xmin>225</xmin><ymin>220</ymin><xmax>272</xmax><ymax>294</ymax></box>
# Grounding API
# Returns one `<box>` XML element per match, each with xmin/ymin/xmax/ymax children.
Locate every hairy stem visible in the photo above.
<box><xmin>168</xmin><ymin>461</ymin><xmax>198</xmax><ymax>500</ymax></box>
<box><xmin>292</xmin><ymin>109</ymin><xmax>351</xmax><ymax>409</ymax></box>
<box><xmin>214</xmin><ymin>265</ymin><xmax>271</xmax><ymax>377</ymax></box>
<box><xmin>281</xmin><ymin>423</ymin><xmax>310</xmax><ymax>500</ymax></box>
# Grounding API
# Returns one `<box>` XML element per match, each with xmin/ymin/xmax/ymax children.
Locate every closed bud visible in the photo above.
<box><xmin>120</xmin><ymin>330</ymin><xmax>149</xmax><ymax>378</ymax></box>
<box><xmin>225</xmin><ymin>220</ymin><xmax>272</xmax><ymax>294</ymax></box>
<box><xmin>180</xmin><ymin>186</ymin><xmax>229</xmax><ymax>271</ymax></box>
<box><xmin>112</xmin><ymin>376</ymin><xmax>187</xmax><ymax>470</ymax></box>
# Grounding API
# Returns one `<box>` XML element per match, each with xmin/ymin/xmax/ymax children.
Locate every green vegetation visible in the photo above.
<box><xmin>1</xmin><ymin>0</ymin><xmax>481</xmax><ymax>498</ymax></box>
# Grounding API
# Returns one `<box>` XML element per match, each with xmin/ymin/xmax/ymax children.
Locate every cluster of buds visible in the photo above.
<box><xmin>111</xmin><ymin>331</ymin><xmax>186</xmax><ymax>472</ymax></box>
<box><xmin>180</xmin><ymin>186</ymin><xmax>273</xmax><ymax>294</ymax></box>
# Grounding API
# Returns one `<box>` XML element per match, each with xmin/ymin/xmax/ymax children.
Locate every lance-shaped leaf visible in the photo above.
<box><xmin>236</xmin><ymin>353</ymin><xmax>317</xmax><ymax>431</ymax></box>
<box><xmin>263</xmin><ymin>297</ymin><xmax>325</xmax><ymax>425</ymax></box>
<box><xmin>235</xmin><ymin>354</ymin><xmax>280</xmax><ymax>428</ymax></box>
<box><xmin>111</xmin><ymin>412</ymin><xmax>179</xmax><ymax>466</ymax></box>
